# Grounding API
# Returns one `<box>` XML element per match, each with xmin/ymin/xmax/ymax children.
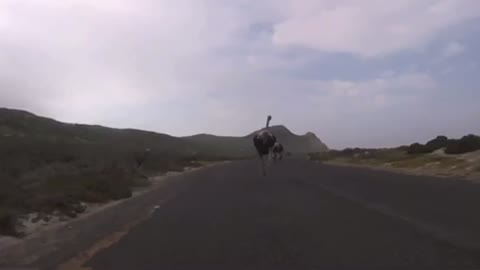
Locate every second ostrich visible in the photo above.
<box><xmin>272</xmin><ymin>142</ymin><xmax>284</xmax><ymax>162</ymax></box>
<box><xmin>253</xmin><ymin>115</ymin><xmax>277</xmax><ymax>176</ymax></box>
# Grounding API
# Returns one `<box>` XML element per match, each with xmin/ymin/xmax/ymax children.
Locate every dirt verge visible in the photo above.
<box><xmin>0</xmin><ymin>162</ymin><xmax>227</xmax><ymax>269</ymax></box>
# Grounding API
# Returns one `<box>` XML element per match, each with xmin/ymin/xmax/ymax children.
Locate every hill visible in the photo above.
<box><xmin>184</xmin><ymin>125</ymin><xmax>328</xmax><ymax>157</ymax></box>
<box><xmin>0</xmin><ymin>107</ymin><xmax>327</xmax><ymax>235</ymax></box>
<box><xmin>247</xmin><ymin>125</ymin><xmax>328</xmax><ymax>153</ymax></box>
<box><xmin>0</xmin><ymin>109</ymin><xmax>327</xmax><ymax>164</ymax></box>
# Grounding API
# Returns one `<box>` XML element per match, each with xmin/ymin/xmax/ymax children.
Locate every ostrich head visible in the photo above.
<box><xmin>266</xmin><ymin>115</ymin><xmax>272</xmax><ymax>128</ymax></box>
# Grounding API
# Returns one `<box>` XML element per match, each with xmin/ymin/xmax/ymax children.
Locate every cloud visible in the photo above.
<box><xmin>0</xmin><ymin>0</ymin><xmax>479</xmax><ymax>148</ymax></box>
<box><xmin>308</xmin><ymin>72</ymin><xmax>437</xmax><ymax>114</ymax></box>
<box><xmin>272</xmin><ymin>0</ymin><xmax>480</xmax><ymax>57</ymax></box>
<box><xmin>0</xmin><ymin>0</ymin><xmax>258</xmax><ymax>117</ymax></box>
<box><xmin>441</xmin><ymin>41</ymin><xmax>466</xmax><ymax>58</ymax></box>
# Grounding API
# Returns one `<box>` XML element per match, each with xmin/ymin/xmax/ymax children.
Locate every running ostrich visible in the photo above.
<box><xmin>253</xmin><ymin>115</ymin><xmax>277</xmax><ymax>176</ymax></box>
<box><xmin>272</xmin><ymin>142</ymin><xmax>284</xmax><ymax>162</ymax></box>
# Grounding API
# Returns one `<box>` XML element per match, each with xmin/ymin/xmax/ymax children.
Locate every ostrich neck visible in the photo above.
<box><xmin>266</xmin><ymin>120</ymin><xmax>270</xmax><ymax>128</ymax></box>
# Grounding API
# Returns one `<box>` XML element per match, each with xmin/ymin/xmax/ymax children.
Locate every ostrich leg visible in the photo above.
<box><xmin>259</xmin><ymin>154</ymin><xmax>266</xmax><ymax>176</ymax></box>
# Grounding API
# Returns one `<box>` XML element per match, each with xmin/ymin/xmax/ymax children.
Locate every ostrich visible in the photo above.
<box><xmin>253</xmin><ymin>115</ymin><xmax>277</xmax><ymax>175</ymax></box>
<box><xmin>272</xmin><ymin>142</ymin><xmax>284</xmax><ymax>162</ymax></box>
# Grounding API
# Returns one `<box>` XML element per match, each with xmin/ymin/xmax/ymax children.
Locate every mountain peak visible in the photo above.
<box><xmin>304</xmin><ymin>131</ymin><xmax>318</xmax><ymax>138</ymax></box>
<box><xmin>247</xmin><ymin>124</ymin><xmax>328</xmax><ymax>152</ymax></box>
<box><xmin>268</xmin><ymin>125</ymin><xmax>294</xmax><ymax>134</ymax></box>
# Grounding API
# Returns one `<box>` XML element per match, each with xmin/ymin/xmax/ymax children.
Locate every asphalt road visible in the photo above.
<box><xmin>63</xmin><ymin>159</ymin><xmax>480</xmax><ymax>269</ymax></box>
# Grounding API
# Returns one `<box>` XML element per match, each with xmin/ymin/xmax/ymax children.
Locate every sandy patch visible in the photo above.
<box><xmin>323</xmin><ymin>160</ymin><xmax>480</xmax><ymax>182</ymax></box>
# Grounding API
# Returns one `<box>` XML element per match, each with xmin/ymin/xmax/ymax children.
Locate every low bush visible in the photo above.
<box><xmin>407</xmin><ymin>136</ymin><xmax>450</xmax><ymax>154</ymax></box>
<box><xmin>445</xmin><ymin>134</ymin><xmax>480</xmax><ymax>154</ymax></box>
<box><xmin>408</xmin><ymin>135</ymin><xmax>480</xmax><ymax>155</ymax></box>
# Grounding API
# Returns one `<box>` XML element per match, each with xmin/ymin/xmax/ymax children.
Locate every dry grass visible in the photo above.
<box><xmin>389</xmin><ymin>155</ymin><xmax>460</xmax><ymax>168</ymax></box>
<box><xmin>310</xmin><ymin>147</ymin><xmax>479</xmax><ymax>178</ymax></box>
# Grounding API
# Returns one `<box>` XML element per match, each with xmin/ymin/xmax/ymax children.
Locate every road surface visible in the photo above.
<box><xmin>45</xmin><ymin>159</ymin><xmax>480</xmax><ymax>269</ymax></box>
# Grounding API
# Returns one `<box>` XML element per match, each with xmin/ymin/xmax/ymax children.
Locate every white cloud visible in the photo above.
<box><xmin>272</xmin><ymin>0</ymin><xmax>480</xmax><ymax>58</ymax></box>
<box><xmin>0</xmin><ymin>0</ymin><xmax>479</xmax><ymax>148</ymax></box>
<box><xmin>318</xmin><ymin>73</ymin><xmax>435</xmax><ymax>95</ymax></box>
<box><xmin>312</xmin><ymin>73</ymin><xmax>436</xmax><ymax>110</ymax></box>
<box><xmin>0</xmin><ymin>0</ymin><xmax>259</xmax><ymax>117</ymax></box>
<box><xmin>192</xmin><ymin>71</ymin><xmax>438</xmax><ymax>133</ymax></box>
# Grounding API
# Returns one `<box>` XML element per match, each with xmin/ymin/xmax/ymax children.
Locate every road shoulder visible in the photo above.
<box><xmin>0</xmin><ymin>162</ymin><xmax>228</xmax><ymax>269</ymax></box>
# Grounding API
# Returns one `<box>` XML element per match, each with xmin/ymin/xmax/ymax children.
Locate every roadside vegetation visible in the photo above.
<box><xmin>0</xmin><ymin>109</ymin><xmax>249</xmax><ymax>236</ymax></box>
<box><xmin>0</xmin><ymin>108</ymin><xmax>325</xmax><ymax>236</ymax></box>
<box><xmin>308</xmin><ymin>134</ymin><xmax>480</xmax><ymax>178</ymax></box>
<box><xmin>0</xmin><ymin>136</ymin><xmax>219</xmax><ymax>237</ymax></box>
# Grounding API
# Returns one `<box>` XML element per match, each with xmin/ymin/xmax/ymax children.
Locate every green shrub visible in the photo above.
<box><xmin>425</xmin><ymin>136</ymin><xmax>449</xmax><ymax>151</ymax></box>
<box><xmin>408</xmin><ymin>135</ymin><xmax>480</xmax><ymax>155</ymax></box>
<box><xmin>408</xmin><ymin>136</ymin><xmax>449</xmax><ymax>154</ymax></box>
<box><xmin>445</xmin><ymin>135</ymin><xmax>480</xmax><ymax>154</ymax></box>
<box><xmin>407</xmin><ymin>143</ymin><xmax>429</xmax><ymax>154</ymax></box>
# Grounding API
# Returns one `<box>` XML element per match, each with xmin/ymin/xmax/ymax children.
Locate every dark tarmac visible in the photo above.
<box><xmin>36</xmin><ymin>159</ymin><xmax>480</xmax><ymax>269</ymax></box>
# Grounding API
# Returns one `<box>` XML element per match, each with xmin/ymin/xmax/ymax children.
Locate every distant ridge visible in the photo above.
<box><xmin>0</xmin><ymin>107</ymin><xmax>328</xmax><ymax>156</ymax></box>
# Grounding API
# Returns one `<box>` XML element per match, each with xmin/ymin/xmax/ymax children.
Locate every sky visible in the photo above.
<box><xmin>1</xmin><ymin>0</ymin><xmax>479</xmax><ymax>149</ymax></box>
